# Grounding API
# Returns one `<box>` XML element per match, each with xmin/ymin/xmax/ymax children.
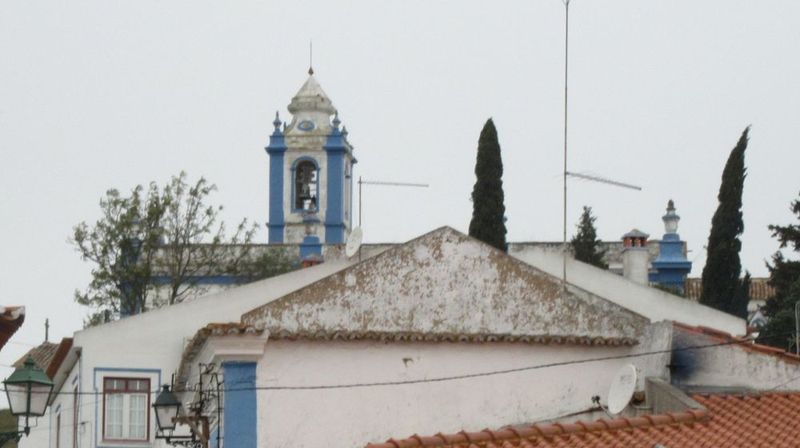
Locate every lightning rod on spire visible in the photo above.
<box><xmin>308</xmin><ymin>40</ymin><xmax>314</xmax><ymax>75</ymax></box>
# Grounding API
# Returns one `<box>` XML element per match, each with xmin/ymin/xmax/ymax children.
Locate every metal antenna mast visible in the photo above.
<box><xmin>559</xmin><ymin>0</ymin><xmax>642</xmax><ymax>293</ymax></box>
<box><xmin>358</xmin><ymin>177</ymin><xmax>429</xmax><ymax>228</ymax></box>
<box><xmin>308</xmin><ymin>40</ymin><xmax>314</xmax><ymax>75</ymax></box>
<box><xmin>562</xmin><ymin>0</ymin><xmax>570</xmax><ymax>292</ymax></box>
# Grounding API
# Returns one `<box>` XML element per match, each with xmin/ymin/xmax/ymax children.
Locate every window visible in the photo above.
<box><xmin>294</xmin><ymin>160</ymin><xmax>318</xmax><ymax>211</ymax></box>
<box><xmin>103</xmin><ymin>378</ymin><xmax>150</xmax><ymax>441</ymax></box>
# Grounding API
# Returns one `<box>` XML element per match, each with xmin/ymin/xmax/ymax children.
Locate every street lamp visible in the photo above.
<box><xmin>153</xmin><ymin>385</ymin><xmax>181</xmax><ymax>432</ymax></box>
<box><xmin>153</xmin><ymin>366</ymin><xmax>220</xmax><ymax>448</ymax></box>
<box><xmin>1</xmin><ymin>356</ymin><xmax>54</xmax><ymax>444</ymax></box>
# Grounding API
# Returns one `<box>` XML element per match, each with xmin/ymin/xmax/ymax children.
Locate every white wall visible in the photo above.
<box><xmin>257</xmin><ymin>322</ymin><xmax>672</xmax><ymax>448</ymax></box>
<box><xmin>20</xmin><ymin>261</ymin><xmax>351</xmax><ymax>448</ymax></box>
<box><xmin>672</xmin><ymin>328</ymin><xmax>800</xmax><ymax>391</ymax></box>
<box><xmin>509</xmin><ymin>245</ymin><xmax>745</xmax><ymax>335</ymax></box>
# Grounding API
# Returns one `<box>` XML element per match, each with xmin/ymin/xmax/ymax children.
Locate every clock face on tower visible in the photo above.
<box><xmin>297</xmin><ymin>120</ymin><xmax>315</xmax><ymax>131</ymax></box>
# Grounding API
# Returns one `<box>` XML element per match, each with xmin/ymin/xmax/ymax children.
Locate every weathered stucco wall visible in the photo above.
<box><xmin>671</xmin><ymin>327</ymin><xmax>800</xmax><ymax>391</ymax></box>
<box><xmin>244</xmin><ymin>228</ymin><xmax>648</xmax><ymax>343</ymax></box>
<box><xmin>509</xmin><ymin>244</ymin><xmax>745</xmax><ymax>335</ymax></box>
<box><xmin>257</xmin><ymin>323</ymin><xmax>673</xmax><ymax>448</ymax></box>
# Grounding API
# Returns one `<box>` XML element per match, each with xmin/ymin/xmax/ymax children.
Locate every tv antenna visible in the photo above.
<box><xmin>559</xmin><ymin>0</ymin><xmax>641</xmax><ymax>292</ymax></box>
<box><xmin>357</xmin><ymin>177</ymin><xmax>429</xmax><ymax>229</ymax></box>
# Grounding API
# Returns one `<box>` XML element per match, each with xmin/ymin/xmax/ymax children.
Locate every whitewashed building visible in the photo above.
<box><xmin>23</xmin><ymin>226</ymin><xmax>796</xmax><ymax>448</ymax></box>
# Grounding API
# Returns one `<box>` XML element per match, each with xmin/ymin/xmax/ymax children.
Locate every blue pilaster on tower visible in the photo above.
<box><xmin>324</xmin><ymin>111</ymin><xmax>348</xmax><ymax>244</ymax></box>
<box><xmin>650</xmin><ymin>200</ymin><xmax>692</xmax><ymax>293</ymax></box>
<box><xmin>266</xmin><ymin>112</ymin><xmax>287</xmax><ymax>243</ymax></box>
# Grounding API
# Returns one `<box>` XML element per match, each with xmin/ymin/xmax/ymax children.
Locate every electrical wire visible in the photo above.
<box><xmin>22</xmin><ymin>331</ymin><xmax>797</xmax><ymax>397</ymax></box>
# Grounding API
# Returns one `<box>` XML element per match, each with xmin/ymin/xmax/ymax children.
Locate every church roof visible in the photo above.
<box><xmin>288</xmin><ymin>74</ymin><xmax>336</xmax><ymax>115</ymax></box>
<box><xmin>242</xmin><ymin>227</ymin><xmax>648</xmax><ymax>346</ymax></box>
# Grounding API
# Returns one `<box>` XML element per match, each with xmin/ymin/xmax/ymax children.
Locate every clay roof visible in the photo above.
<box><xmin>243</xmin><ymin>227</ymin><xmax>648</xmax><ymax>346</ymax></box>
<box><xmin>622</xmin><ymin>229</ymin><xmax>649</xmax><ymax>239</ymax></box>
<box><xmin>175</xmin><ymin>323</ymin><xmax>264</xmax><ymax>391</ymax></box>
<box><xmin>267</xmin><ymin>329</ymin><xmax>637</xmax><ymax>346</ymax></box>
<box><xmin>684</xmin><ymin>277</ymin><xmax>776</xmax><ymax>301</ymax></box>
<box><xmin>366</xmin><ymin>392</ymin><xmax>800</xmax><ymax>448</ymax></box>
<box><xmin>14</xmin><ymin>338</ymin><xmax>74</xmax><ymax>379</ymax></box>
<box><xmin>0</xmin><ymin>306</ymin><xmax>25</xmax><ymax>351</ymax></box>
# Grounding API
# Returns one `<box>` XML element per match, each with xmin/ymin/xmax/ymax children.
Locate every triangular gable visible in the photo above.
<box><xmin>242</xmin><ymin>227</ymin><xmax>647</xmax><ymax>345</ymax></box>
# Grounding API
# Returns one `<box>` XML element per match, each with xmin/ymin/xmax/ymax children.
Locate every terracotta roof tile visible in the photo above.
<box><xmin>265</xmin><ymin>329</ymin><xmax>638</xmax><ymax>347</ymax></box>
<box><xmin>175</xmin><ymin>323</ymin><xmax>264</xmax><ymax>391</ymax></box>
<box><xmin>14</xmin><ymin>342</ymin><xmax>58</xmax><ymax>371</ymax></box>
<box><xmin>13</xmin><ymin>338</ymin><xmax>74</xmax><ymax>379</ymax></box>
<box><xmin>367</xmin><ymin>392</ymin><xmax>800</xmax><ymax>448</ymax></box>
<box><xmin>0</xmin><ymin>306</ymin><xmax>25</xmax><ymax>351</ymax></box>
<box><xmin>685</xmin><ymin>277</ymin><xmax>776</xmax><ymax>301</ymax></box>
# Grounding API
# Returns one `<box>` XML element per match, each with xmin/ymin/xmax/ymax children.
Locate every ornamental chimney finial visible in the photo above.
<box><xmin>273</xmin><ymin>111</ymin><xmax>282</xmax><ymax>131</ymax></box>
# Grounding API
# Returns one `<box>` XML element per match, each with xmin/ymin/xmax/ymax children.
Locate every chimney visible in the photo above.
<box><xmin>622</xmin><ymin>229</ymin><xmax>650</xmax><ymax>285</ymax></box>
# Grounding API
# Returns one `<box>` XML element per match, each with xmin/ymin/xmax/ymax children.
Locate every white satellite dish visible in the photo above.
<box><xmin>345</xmin><ymin>227</ymin><xmax>363</xmax><ymax>258</ymax></box>
<box><xmin>607</xmin><ymin>364</ymin><xmax>638</xmax><ymax>414</ymax></box>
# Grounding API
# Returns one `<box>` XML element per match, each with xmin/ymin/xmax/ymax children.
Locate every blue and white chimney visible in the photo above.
<box><xmin>650</xmin><ymin>200</ymin><xmax>692</xmax><ymax>293</ymax></box>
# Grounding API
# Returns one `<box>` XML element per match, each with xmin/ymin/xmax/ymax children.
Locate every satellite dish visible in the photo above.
<box><xmin>345</xmin><ymin>227</ymin><xmax>363</xmax><ymax>258</ymax></box>
<box><xmin>607</xmin><ymin>364</ymin><xmax>637</xmax><ymax>414</ymax></box>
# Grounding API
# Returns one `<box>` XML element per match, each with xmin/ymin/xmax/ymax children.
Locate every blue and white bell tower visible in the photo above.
<box><xmin>265</xmin><ymin>70</ymin><xmax>356</xmax><ymax>253</ymax></box>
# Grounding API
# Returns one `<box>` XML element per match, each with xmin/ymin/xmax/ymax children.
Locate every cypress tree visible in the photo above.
<box><xmin>757</xmin><ymin>192</ymin><xmax>800</xmax><ymax>350</ymax></box>
<box><xmin>571</xmin><ymin>206</ymin><xmax>607</xmax><ymax>268</ymax></box>
<box><xmin>700</xmin><ymin>127</ymin><xmax>749</xmax><ymax>315</ymax></box>
<box><xmin>469</xmin><ymin>118</ymin><xmax>507</xmax><ymax>251</ymax></box>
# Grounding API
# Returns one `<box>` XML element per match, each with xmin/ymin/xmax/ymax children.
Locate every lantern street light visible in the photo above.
<box><xmin>153</xmin><ymin>385</ymin><xmax>181</xmax><ymax>433</ymax></box>
<box><xmin>153</xmin><ymin>367</ymin><xmax>220</xmax><ymax>448</ymax></box>
<box><xmin>1</xmin><ymin>356</ymin><xmax>54</xmax><ymax>445</ymax></box>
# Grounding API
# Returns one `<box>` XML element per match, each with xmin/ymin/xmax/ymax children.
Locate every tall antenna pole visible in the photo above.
<box><xmin>308</xmin><ymin>40</ymin><xmax>314</xmax><ymax>75</ymax></box>
<box><xmin>562</xmin><ymin>0</ymin><xmax>570</xmax><ymax>292</ymax></box>
<box><xmin>358</xmin><ymin>179</ymin><xmax>429</xmax><ymax>230</ymax></box>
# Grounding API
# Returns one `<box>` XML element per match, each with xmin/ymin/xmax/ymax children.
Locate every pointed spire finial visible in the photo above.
<box><xmin>342</xmin><ymin>125</ymin><xmax>348</xmax><ymax>137</ymax></box>
<box><xmin>332</xmin><ymin>110</ymin><xmax>341</xmax><ymax>129</ymax></box>
<box><xmin>273</xmin><ymin>111</ymin><xmax>282</xmax><ymax>131</ymax></box>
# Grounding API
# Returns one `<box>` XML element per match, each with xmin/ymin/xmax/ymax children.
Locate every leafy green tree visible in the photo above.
<box><xmin>758</xmin><ymin>192</ymin><xmax>800</xmax><ymax>350</ymax></box>
<box><xmin>73</xmin><ymin>172</ymin><xmax>294</xmax><ymax>326</ymax></box>
<box><xmin>700</xmin><ymin>127</ymin><xmax>749</xmax><ymax>316</ymax></box>
<box><xmin>469</xmin><ymin>118</ymin><xmax>507</xmax><ymax>251</ymax></box>
<box><xmin>571</xmin><ymin>206</ymin><xmax>607</xmax><ymax>268</ymax></box>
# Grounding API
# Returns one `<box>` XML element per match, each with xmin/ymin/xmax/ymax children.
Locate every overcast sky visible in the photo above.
<box><xmin>1</xmin><ymin>0</ymin><xmax>799</xmax><ymax>380</ymax></box>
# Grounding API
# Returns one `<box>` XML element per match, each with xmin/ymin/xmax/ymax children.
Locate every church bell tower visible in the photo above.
<box><xmin>265</xmin><ymin>70</ymin><xmax>356</xmax><ymax>254</ymax></box>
